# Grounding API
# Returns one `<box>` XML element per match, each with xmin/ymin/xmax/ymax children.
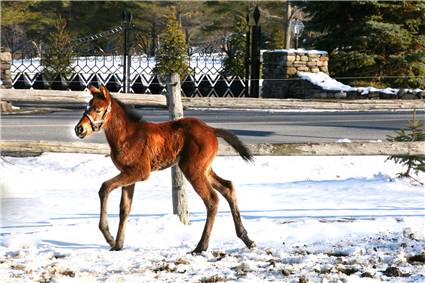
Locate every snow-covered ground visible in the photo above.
<box><xmin>1</xmin><ymin>153</ymin><xmax>424</xmax><ymax>282</ymax></box>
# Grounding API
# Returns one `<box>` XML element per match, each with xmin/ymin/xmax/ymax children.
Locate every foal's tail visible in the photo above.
<box><xmin>215</xmin><ymin>128</ymin><xmax>254</xmax><ymax>163</ymax></box>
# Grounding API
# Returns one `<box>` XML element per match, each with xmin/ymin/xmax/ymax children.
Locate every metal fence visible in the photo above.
<box><xmin>11</xmin><ymin>53</ymin><xmax>247</xmax><ymax>97</ymax></box>
<box><xmin>8</xmin><ymin>7</ymin><xmax>267</xmax><ymax>98</ymax></box>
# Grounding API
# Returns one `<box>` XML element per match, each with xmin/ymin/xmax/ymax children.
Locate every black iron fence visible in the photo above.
<box><xmin>11</xmin><ymin>53</ymin><xmax>248</xmax><ymax>97</ymax></box>
<box><xmin>10</xmin><ymin>7</ymin><xmax>264</xmax><ymax>98</ymax></box>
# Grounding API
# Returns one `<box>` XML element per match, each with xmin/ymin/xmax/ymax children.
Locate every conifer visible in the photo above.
<box><xmin>220</xmin><ymin>16</ymin><xmax>248</xmax><ymax>77</ymax></box>
<box><xmin>386</xmin><ymin>110</ymin><xmax>425</xmax><ymax>185</ymax></box>
<box><xmin>42</xmin><ymin>17</ymin><xmax>74</xmax><ymax>81</ymax></box>
<box><xmin>301</xmin><ymin>1</ymin><xmax>425</xmax><ymax>89</ymax></box>
<box><xmin>153</xmin><ymin>11</ymin><xmax>190</xmax><ymax>80</ymax></box>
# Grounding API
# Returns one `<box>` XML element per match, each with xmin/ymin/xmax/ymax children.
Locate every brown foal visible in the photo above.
<box><xmin>74</xmin><ymin>85</ymin><xmax>255</xmax><ymax>253</ymax></box>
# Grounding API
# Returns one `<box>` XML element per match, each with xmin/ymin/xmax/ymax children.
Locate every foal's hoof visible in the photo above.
<box><xmin>110</xmin><ymin>243</ymin><xmax>123</xmax><ymax>251</ymax></box>
<box><xmin>190</xmin><ymin>247</ymin><xmax>207</xmax><ymax>255</ymax></box>
<box><xmin>243</xmin><ymin>238</ymin><xmax>256</xmax><ymax>249</ymax></box>
<box><xmin>110</xmin><ymin>245</ymin><xmax>123</xmax><ymax>251</ymax></box>
<box><xmin>247</xmin><ymin>241</ymin><xmax>256</xmax><ymax>249</ymax></box>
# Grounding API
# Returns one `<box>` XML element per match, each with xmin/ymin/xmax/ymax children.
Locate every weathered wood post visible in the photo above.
<box><xmin>284</xmin><ymin>1</ymin><xmax>292</xmax><ymax>49</ymax></box>
<box><xmin>166</xmin><ymin>73</ymin><xmax>189</xmax><ymax>224</ymax></box>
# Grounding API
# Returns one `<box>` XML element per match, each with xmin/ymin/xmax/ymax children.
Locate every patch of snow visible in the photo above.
<box><xmin>297</xmin><ymin>71</ymin><xmax>422</xmax><ymax>95</ymax></box>
<box><xmin>336</xmin><ymin>138</ymin><xmax>351</xmax><ymax>143</ymax></box>
<box><xmin>1</xmin><ymin>154</ymin><xmax>424</xmax><ymax>282</ymax></box>
<box><xmin>298</xmin><ymin>71</ymin><xmax>353</xmax><ymax>92</ymax></box>
<box><xmin>264</xmin><ymin>49</ymin><xmax>328</xmax><ymax>55</ymax></box>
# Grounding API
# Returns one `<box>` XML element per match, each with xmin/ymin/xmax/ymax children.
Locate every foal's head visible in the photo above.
<box><xmin>75</xmin><ymin>85</ymin><xmax>112</xmax><ymax>139</ymax></box>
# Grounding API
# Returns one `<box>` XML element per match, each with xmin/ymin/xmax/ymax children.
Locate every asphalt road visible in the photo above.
<box><xmin>1</xmin><ymin>108</ymin><xmax>424</xmax><ymax>144</ymax></box>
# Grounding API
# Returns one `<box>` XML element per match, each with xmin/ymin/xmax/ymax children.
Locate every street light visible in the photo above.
<box><xmin>290</xmin><ymin>19</ymin><xmax>304</xmax><ymax>49</ymax></box>
<box><xmin>122</xmin><ymin>10</ymin><xmax>133</xmax><ymax>93</ymax></box>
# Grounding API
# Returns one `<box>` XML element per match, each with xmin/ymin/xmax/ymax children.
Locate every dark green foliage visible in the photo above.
<box><xmin>220</xmin><ymin>16</ymin><xmax>248</xmax><ymax>77</ymax></box>
<box><xmin>301</xmin><ymin>1</ymin><xmax>425</xmax><ymax>89</ymax></box>
<box><xmin>42</xmin><ymin>17</ymin><xmax>74</xmax><ymax>81</ymax></box>
<box><xmin>386</xmin><ymin>110</ymin><xmax>425</xmax><ymax>183</ymax></box>
<box><xmin>267</xmin><ymin>26</ymin><xmax>285</xmax><ymax>50</ymax></box>
<box><xmin>153</xmin><ymin>12</ymin><xmax>190</xmax><ymax>80</ymax></box>
<box><xmin>1</xmin><ymin>1</ymin><xmax>286</xmax><ymax>55</ymax></box>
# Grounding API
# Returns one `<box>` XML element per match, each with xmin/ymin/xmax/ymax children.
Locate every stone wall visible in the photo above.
<box><xmin>1</xmin><ymin>47</ymin><xmax>12</xmax><ymax>89</ymax></box>
<box><xmin>261</xmin><ymin>49</ymin><xmax>424</xmax><ymax>99</ymax></box>
<box><xmin>262</xmin><ymin>49</ymin><xmax>329</xmax><ymax>98</ymax></box>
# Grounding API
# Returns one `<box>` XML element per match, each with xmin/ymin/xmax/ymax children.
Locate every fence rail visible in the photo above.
<box><xmin>1</xmin><ymin>140</ymin><xmax>424</xmax><ymax>156</ymax></box>
<box><xmin>0</xmin><ymin>89</ymin><xmax>166</xmax><ymax>107</ymax></box>
<box><xmin>1</xmin><ymin>89</ymin><xmax>424</xmax><ymax>110</ymax></box>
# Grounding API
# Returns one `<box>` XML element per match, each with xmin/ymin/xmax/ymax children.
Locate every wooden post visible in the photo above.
<box><xmin>166</xmin><ymin>73</ymin><xmax>189</xmax><ymax>225</ymax></box>
<box><xmin>284</xmin><ymin>1</ymin><xmax>292</xmax><ymax>49</ymax></box>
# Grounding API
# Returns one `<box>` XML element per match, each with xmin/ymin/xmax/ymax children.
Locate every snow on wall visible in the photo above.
<box><xmin>298</xmin><ymin>71</ymin><xmax>424</xmax><ymax>95</ymax></box>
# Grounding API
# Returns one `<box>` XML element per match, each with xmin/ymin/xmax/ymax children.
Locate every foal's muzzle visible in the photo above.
<box><xmin>74</xmin><ymin>123</ymin><xmax>86</xmax><ymax>139</ymax></box>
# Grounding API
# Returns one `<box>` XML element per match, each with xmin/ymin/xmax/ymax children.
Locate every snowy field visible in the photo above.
<box><xmin>0</xmin><ymin>153</ymin><xmax>424</xmax><ymax>282</ymax></box>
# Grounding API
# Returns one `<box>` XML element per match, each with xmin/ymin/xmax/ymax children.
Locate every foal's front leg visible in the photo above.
<box><xmin>111</xmin><ymin>184</ymin><xmax>135</xmax><ymax>251</ymax></box>
<box><xmin>98</xmin><ymin>172</ymin><xmax>141</xmax><ymax>249</ymax></box>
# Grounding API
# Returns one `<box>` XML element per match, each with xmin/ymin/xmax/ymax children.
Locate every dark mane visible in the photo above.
<box><xmin>113</xmin><ymin>97</ymin><xmax>144</xmax><ymax>122</ymax></box>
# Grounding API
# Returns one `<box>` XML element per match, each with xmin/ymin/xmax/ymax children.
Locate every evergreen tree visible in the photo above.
<box><xmin>202</xmin><ymin>1</ymin><xmax>251</xmax><ymax>37</ymax></box>
<box><xmin>1</xmin><ymin>1</ymin><xmax>53</xmax><ymax>53</ymax></box>
<box><xmin>301</xmin><ymin>1</ymin><xmax>425</xmax><ymax>89</ymax></box>
<box><xmin>153</xmin><ymin>12</ymin><xmax>190</xmax><ymax>80</ymax></box>
<box><xmin>267</xmin><ymin>25</ymin><xmax>285</xmax><ymax>50</ymax></box>
<box><xmin>220</xmin><ymin>16</ymin><xmax>248</xmax><ymax>77</ymax></box>
<box><xmin>42</xmin><ymin>17</ymin><xmax>74</xmax><ymax>80</ymax></box>
<box><xmin>386</xmin><ymin>110</ymin><xmax>425</xmax><ymax>185</ymax></box>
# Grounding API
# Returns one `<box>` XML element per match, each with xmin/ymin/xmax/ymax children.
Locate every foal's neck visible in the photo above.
<box><xmin>104</xmin><ymin>99</ymin><xmax>133</xmax><ymax>149</ymax></box>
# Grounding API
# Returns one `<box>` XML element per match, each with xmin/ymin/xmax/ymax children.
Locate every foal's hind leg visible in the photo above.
<box><xmin>190</xmin><ymin>176</ymin><xmax>219</xmax><ymax>253</ymax></box>
<box><xmin>210</xmin><ymin>170</ymin><xmax>255</xmax><ymax>249</ymax></box>
<box><xmin>111</xmin><ymin>184</ymin><xmax>135</xmax><ymax>251</ymax></box>
<box><xmin>180</xmin><ymin>160</ymin><xmax>219</xmax><ymax>253</ymax></box>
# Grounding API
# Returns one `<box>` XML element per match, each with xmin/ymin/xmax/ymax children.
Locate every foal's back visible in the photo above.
<box><xmin>135</xmin><ymin>117</ymin><xmax>219</xmax><ymax>172</ymax></box>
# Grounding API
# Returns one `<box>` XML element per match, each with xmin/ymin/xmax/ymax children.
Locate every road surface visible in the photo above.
<box><xmin>2</xmin><ymin>107</ymin><xmax>423</xmax><ymax>144</ymax></box>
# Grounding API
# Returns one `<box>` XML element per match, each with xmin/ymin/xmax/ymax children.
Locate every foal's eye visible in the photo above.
<box><xmin>95</xmin><ymin>108</ymin><xmax>102</xmax><ymax>113</ymax></box>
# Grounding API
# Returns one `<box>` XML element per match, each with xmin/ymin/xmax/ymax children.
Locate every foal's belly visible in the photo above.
<box><xmin>150</xmin><ymin>152</ymin><xmax>179</xmax><ymax>171</ymax></box>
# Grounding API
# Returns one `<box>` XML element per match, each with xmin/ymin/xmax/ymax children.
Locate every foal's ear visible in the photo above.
<box><xmin>88</xmin><ymin>85</ymin><xmax>100</xmax><ymax>95</ymax></box>
<box><xmin>99</xmin><ymin>85</ymin><xmax>111</xmax><ymax>100</ymax></box>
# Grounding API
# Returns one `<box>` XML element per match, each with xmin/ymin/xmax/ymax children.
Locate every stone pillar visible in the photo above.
<box><xmin>0</xmin><ymin>47</ymin><xmax>12</xmax><ymax>89</ymax></box>
<box><xmin>262</xmin><ymin>49</ymin><xmax>329</xmax><ymax>98</ymax></box>
<box><xmin>1</xmin><ymin>47</ymin><xmax>13</xmax><ymax>112</ymax></box>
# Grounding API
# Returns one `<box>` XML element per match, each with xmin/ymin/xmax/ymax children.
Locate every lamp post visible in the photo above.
<box><xmin>249</xmin><ymin>5</ymin><xmax>261</xmax><ymax>98</ymax></box>
<box><xmin>122</xmin><ymin>10</ymin><xmax>132</xmax><ymax>93</ymax></box>
<box><xmin>290</xmin><ymin>19</ymin><xmax>304</xmax><ymax>49</ymax></box>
